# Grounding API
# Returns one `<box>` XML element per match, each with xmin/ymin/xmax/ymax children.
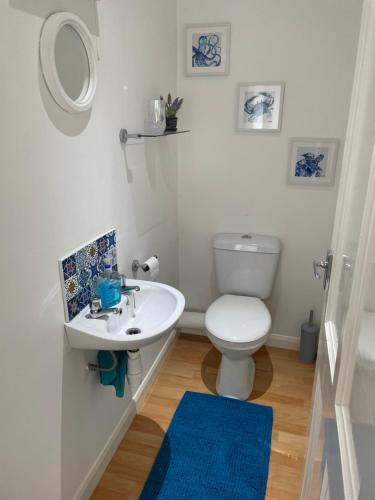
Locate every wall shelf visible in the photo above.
<box><xmin>119</xmin><ymin>128</ymin><xmax>190</xmax><ymax>144</ymax></box>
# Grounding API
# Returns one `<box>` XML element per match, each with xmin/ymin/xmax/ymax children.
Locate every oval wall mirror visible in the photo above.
<box><xmin>40</xmin><ymin>12</ymin><xmax>97</xmax><ymax>113</ymax></box>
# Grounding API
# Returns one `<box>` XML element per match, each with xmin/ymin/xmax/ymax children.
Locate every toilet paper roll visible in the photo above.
<box><xmin>142</xmin><ymin>256</ymin><xmax>159</xmax><ymax>279</ymax></box>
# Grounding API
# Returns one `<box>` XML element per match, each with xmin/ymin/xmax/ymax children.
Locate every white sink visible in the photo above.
<box><xmin>65</xmin><ymin>279</ymin><xmax>185</xmax><ymax>350</ymax></box>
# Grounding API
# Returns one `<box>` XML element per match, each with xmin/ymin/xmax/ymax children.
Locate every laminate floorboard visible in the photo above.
<box><xmin>92</xmin><ymin>334</ymin><xmax>315</xmax><ymax>499</ymax></box>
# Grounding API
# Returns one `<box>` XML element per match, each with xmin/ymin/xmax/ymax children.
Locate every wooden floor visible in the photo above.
<box><xmin>92</xmin><ymin>334</ymin><xmax>315</xmax><ymax>500</ymax></box>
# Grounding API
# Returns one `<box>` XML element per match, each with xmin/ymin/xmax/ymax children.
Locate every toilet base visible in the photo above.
<box><xmin>216</xmin><ymin>353</ymin><xmax>255</xmax><ymax>400</ymax></box>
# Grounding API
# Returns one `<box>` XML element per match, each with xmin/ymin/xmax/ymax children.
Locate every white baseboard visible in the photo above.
<box><xmin>179</xmin><ymin>328</ymin><xmax>300</xmax><ymax>351</ymax></box>
<box><xmin>179</xmin><ymin>327</ymin><xmax>206</xmax><ymax>336</ymax></box>
<box><xmin>267</xmin><ymin>333</ymin><xmax>300</xmax><ymax>351</ymax></box>
<box><xmin>73</xmin><ymin>330</ymin><xmax>177</xmax><ymax>500</ymax></box>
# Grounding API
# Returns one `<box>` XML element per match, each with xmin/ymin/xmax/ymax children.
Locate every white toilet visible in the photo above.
<box><xmin>205</xmin><ymin>233</ymin><xmax>281</xmax><ymax>400</ymax></box>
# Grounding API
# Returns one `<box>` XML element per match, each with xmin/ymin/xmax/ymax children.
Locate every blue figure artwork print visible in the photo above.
<box><xmin>243</xmin><ymin>92</ymin><xmax>275</xmax><ymax>123</ymax></box>
<box><xmin>295</xmin><ymin>150</ymin><xmax>326</xmax><ymax>177</ymax></box>
<box><xmin>192</xmin><ymin>32</ymin><xmax>222</xmax><ymax>67</ymax></box>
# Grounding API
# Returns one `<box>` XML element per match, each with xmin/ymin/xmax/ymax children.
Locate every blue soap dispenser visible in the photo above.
<box><xmin>97</xmin><ymin>255</ymin><xmax>121</xmax><ymax>308</ymax></box>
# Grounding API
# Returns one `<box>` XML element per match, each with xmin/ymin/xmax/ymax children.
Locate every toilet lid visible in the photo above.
<box><xmin>205</xmin><ymin>295</ymin><xmax>271</xmax><ymax>343</ymax></box>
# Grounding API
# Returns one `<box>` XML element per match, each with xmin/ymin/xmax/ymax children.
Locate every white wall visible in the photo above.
<box><xmin>0</xmin><ymin>1</ymin><xmax>363</xmax><ymax>498</ymax></box>
<box><xmin>0</xmin><ymin>1</ymin><xmax>177</xmax><ymax>499</ymax></box>
<box><xmin>177</xmin><ymin>0</ymin><xmax>362</xmax><ymax>338</ymax></box>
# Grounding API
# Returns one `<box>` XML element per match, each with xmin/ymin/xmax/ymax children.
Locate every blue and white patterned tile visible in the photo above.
<box><xmin>96</xmin><ymin>253</ymin><xmax>105</xmax><ymax>273</ymax></box>
<box><xmin>64</xmin><ymin>275</ymin><xmax>79</xmax><ymax>301</ymax></box>
<box><xmin>78</xmin><ymin>267</ymin><xmax>91</xmax><ymax>290</ymax></box>
<box><xmin>67</xmin><ymin>295</ymin><xmax>81</xmax><ymax>322</ymax></box>
<box><xmin>79</xmin><ymin>289</ymin><xmax>91</xmax><ymax>309</ymax></box>
<box><xmin>89</xmin><ymin>261</ymin><xmax>100</xmax><ymax>280</ymax></box>
<box><xmin>97</xmin><ymin>235</ymin><xmax>108</xmax><ymax>256</ymax></box>
<box><xmin>90</xmin><ymin>275</ymin><xmax>99</xmax><ymax>299</ymax></box>
<box><xmin>62</xmin><ymin>255</ymin><xmax>76</xmax><ymax>280</ymax></box>
<box><xmin>59</xmin><ymin>230</ymin><xmax>117</xmax><ymax>322</ymax></box>
<box><xmin>86</xmin><ymin>241</ymin><xmax>98</xmax><ymax>265</ymax></box>
<box><xmin>107</xmin><ymin>230</ymin><xmax>116</xmax><ymax>249</ymax></box>
<box><xmin>76</xmin><ymin>248</ymin><xmax>88</xmax><ymax>271</ymax></box>
<box><xmin>109</xmin><ymin>246</ymin><xmax>117</xmax><ymax>264</ymax></box>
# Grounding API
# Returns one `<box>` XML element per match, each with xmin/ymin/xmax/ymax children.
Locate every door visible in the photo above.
<box><xmin>301</xmin><ymin>0</ymin><xmax>375</xmax><ymax>498</ymax></box>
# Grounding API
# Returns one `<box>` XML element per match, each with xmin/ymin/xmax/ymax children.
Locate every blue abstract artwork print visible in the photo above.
<box><xmin>294</xmin><ymin>147</ymin><xmax>329</xmax><ymax>177</ymax></box>
<box><xmin>244</xmin><ymin>91</ymin><xmax>275</xmax><ymax>124</ymax></box>
<box><xmin>192</xmin><ymin>32</ymin><xmax>222</xmax><ymax>67</ymax></box>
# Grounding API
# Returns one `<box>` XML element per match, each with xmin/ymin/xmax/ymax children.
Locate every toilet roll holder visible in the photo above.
<box><xmin>132</xmin><ymin>255</ymin><xmax>158</xmax><ymax>273</ymax></box>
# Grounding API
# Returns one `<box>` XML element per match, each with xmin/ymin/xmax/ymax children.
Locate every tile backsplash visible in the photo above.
<box><xmin>59</xmin><ymin>230</ymin><xmax>118</xmax><ymax>322</ymax></box>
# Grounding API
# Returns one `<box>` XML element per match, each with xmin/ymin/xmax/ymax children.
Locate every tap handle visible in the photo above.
<box><xmin>132</xmin><ymin>259</ymin><xmax>140</xmax><ymax>273</ymax></box>
<box><xmin>118</xmin><ymin>273</ymin><xmax>127</xmax><ymax>286</ymax></box>
<box><xmin>90</xmin><ymin>297</ymin><xmax>101</xmax><ymax>313</ymax></box>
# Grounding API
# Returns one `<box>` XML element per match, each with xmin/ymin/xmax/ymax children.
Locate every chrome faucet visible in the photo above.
<box><xmin>119</xmin><ymin>274</ymin><xmax>140</xmax><ymax>294</ymax></box>
<box><xmin>121</xmin><ymin>285</ymin><xmax>140</xmax><ymax>294</ymax></box>
<box><xmin>119</xmin><ymin>275</ymin><xmax>140</xmax><ymax>314</ymax></box>
<box><xmin>87</xmin><ymin>298</ymin><xmax>122</xmax><ymax>319</ymax></box>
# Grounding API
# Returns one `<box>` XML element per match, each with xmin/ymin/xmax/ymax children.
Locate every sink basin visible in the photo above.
<box><xmin>65</xmin><ymin>279</ymin><xmax>185</xmax><ymax>350</ymax></box>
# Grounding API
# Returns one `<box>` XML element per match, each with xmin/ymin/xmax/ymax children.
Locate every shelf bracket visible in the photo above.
<box><xmin>119</xmin><ymin>128</ymin><xmax>190</xmax><ymax>144</ymax></box>
<box><xmin>119</xmin><ymin>129</ymin><xmax>142</xmax><ymax>144</ymax></box>
<box><xmin>87</xmin><ymin>351</ymin><xmax>118</xmax><ymax>372</ymax></box>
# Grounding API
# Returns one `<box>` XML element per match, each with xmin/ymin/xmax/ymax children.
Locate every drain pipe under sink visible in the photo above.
<box><xmin>125</xmin><ymin>327</ymin><xmax>144</xmax><ymax>393</ymax></box>
<box><xmin>177</xmin><ymin>310</ymin><xmax>206</xmax><ymax>335</ymax></box>
<box><xmin>127</xmin><ymin>349</ymin><xmax>143</xmax><ymax>392</ymax></box>
<box><xmin>87</xmin><ymin>348</ymin><xmax>143</xmax><ymax>395</ymax></box>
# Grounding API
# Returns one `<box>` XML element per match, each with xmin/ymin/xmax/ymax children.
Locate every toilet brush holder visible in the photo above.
<box><xmin>299</xmin><ymin>310</ymin><xmax>320</xmax><ymax>363</ymax></box>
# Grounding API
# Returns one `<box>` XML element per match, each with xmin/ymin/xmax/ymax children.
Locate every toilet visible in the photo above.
<box><xmin>205</xmin><ymin>233</ymin><xmax>281</xmax><ymax>400</ymax></box>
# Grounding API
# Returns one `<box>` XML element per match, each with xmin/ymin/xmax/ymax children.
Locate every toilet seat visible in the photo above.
<box><xmin>205</xmin><ymin>295</ymin><xmax>271</xmax><ymax>346</ymax></box>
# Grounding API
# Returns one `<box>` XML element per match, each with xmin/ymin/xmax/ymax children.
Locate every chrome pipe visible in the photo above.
<box><xmin>87</xmin><ymin>351</ymin><xmax>118</xmax><ymax>372</ymax></box>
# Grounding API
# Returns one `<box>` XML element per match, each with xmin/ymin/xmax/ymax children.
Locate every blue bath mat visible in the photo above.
<box><xmin>139</xmin><ymin>391</ymin><xmax>273</xmax><ymax>500</ymax></box>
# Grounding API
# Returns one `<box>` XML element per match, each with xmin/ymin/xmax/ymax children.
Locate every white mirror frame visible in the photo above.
<box><xmin>40</xmin><ymin>12</ymin><xmax>98</xmax><ymax>114</ymax></box>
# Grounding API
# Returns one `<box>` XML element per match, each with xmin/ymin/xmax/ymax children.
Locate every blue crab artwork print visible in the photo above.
<box><xmin>244</xmin><ymin>92</ymin><xmax>274</xmax><ymax>123</ymax></box>
<box><xmin>192</xmin><ymin>32</ymin><xmax>222</xmax><ymax>67</ymax></box>
<box><xmin>295</xmin><ymin>152</ymin><xmax>325</xmax><ymax>177</ymax></box>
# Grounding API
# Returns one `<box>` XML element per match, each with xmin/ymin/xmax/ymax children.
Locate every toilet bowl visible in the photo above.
<box><xmin>206</xmin><ymin>295</ymin><xmax>271</xmax><ymax>399</ymax></box>
<box><xmin>206</xmin><ymin>232</ymin><xmax>280</xmax><ymax>400</ymax></box>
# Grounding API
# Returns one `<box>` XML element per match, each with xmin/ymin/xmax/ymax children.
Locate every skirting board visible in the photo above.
<box><xmin>73</xmin><ymin>329</ymin><xmax>177</xmax><ymax>500</ymax></box>
<box><xmin>267</xmin><ymin>333</ymin><xmax>300</xmax><ymax>351</ymax></box>
<box><xmin>179</xmin><ymin>328</ymin><xmax>300</xmax><ymax>351</ymax></box>
<box><xmin>179</xmin><ymin>326</ymin><xmax>204</xmax><ymax>335</ymax></box>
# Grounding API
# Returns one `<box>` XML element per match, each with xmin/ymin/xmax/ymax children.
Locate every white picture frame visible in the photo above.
<box><xmin>287</xmin><ymin>138</ymin><xmax>339</xmax><ymax>187</ymax></box>
<box><xmin>236</xmin><ymin>82</ymin><xmax>285</xmax><ymax>132</ymax></box>
<box><xmin>184</xmin><ymin>23</ymin><xmax>231</xmax><ymax>77</ymax></box>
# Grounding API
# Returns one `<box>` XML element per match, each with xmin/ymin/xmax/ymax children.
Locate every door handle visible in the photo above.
<box><xmin>313</xmin><ymin>259</ymin><xmax>328</xmax><ymax>279</ymax></box>
<box><xmin>313</xmin><ymin>252</ymin><xmax>333</xmax><ymax>290</ymax></box>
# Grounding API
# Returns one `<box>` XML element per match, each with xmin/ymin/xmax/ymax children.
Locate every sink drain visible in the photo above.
<box><xmin>126</xmin><ymin>327</ymin><xmax>142</xmax><ymax>335</ymax></box>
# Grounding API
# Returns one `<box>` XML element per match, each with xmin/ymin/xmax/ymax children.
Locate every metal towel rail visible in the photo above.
<box><xmin>87</xmin><ymin>351</ymin><xmax>118</xmax><ymax>372</ymax></box>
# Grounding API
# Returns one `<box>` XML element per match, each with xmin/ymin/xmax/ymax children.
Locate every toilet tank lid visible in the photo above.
<box><xmin>213</xmin><ymin>233</ymin><xmax>281</xmax><ymax>254</ymax></box>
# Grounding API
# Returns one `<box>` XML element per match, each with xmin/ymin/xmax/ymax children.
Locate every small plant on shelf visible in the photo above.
<box><xmin>161</xmin><ymin>93</ymin><xmax>184</xmax><ymax>131</ymax></box>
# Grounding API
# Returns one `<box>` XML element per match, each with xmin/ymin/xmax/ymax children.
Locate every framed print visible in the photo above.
<box><xmin>287</xmin><ymin>138</ymin><xmax>339</xmax><ymax>186</ymax></box>
<box><xmin>237</xmin><ymin>82</ymin><xmax>285</xmax><ymax>132</ymax></box>
<box><xmin>184</xmin><ymin>23</ymin><xmax>231</xmax><ymax>76</ymax></box>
